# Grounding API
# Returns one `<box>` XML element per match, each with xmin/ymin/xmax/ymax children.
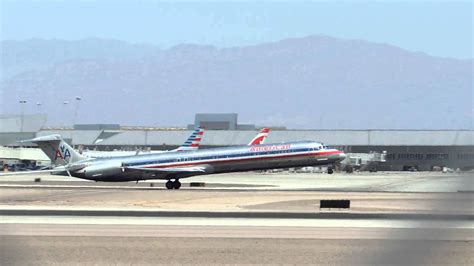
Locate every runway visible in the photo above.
<box><xmin>1</xmin><ymin>208</ymin><xmax>473</xmax><ymax>221</ymax></box>
<box><xmin>1</xmin><ymin>224</ymin><xmax>472</xmax><ymax>265</ymax></box>
<box><xmin>1</xmin><ymin>171</ymin><xmax>472</xmax><ymax>192</ymax></box>
<box><xmin>1</xmin><ymin>188</ymin><xmax>472</xmax><ymax>214</ymax></box>
<box><xmin>1</xmin><ymin>171</ymin><xmax>473</xmax><ymax>265</ymax></box>
<box><xmin>3</xmin><ymin>223</ymin><xmax>471</xmax><ymax>240</ymax></box>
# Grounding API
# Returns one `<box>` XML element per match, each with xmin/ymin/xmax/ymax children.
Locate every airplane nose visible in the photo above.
<box><xmin>338</xmin><ymin>152</ymin><xmax>347</xmax><ymax>161</ymax></box>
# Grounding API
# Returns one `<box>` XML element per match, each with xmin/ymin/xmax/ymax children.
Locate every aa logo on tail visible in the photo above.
<box><xmin>55</xmin><ymin>145</ymin><xmax>71</xmax><ymax>160</ymax></box>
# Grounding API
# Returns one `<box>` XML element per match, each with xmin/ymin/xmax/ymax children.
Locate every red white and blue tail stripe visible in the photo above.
<box><xmin>174</xmin><ymin>127</ymin><xmax>204</xmax><ymax>152</ymax></box>
<box><xmin>248</xmin><ymin>128</ymin><xmax>270</xmax><ymax>145</ymax></box>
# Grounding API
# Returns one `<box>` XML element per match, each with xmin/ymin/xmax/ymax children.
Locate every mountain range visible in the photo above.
<box><xmin>1</xmin><ymin>35</ymin><xmax>472</xmax><ymax>129</ymax></box>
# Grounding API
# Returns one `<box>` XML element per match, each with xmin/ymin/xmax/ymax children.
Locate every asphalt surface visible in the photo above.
<box><xmin>1</xmin><ymin>225</ymin><xmax>472</xmax><ymax>265</ymax></box>
<box><xmin>1</xmin><ymin>187</ymin><xmax>472</xmax><ymax>215</ymax></box>
<box><xmin>1</xmin><ymin>171</ymin><xmax>473</xmax><ymax>265</ymax></box>
<box><xmin>1</xmin><ymin>171</ymin><xmax>472</xmax><ymax>192</ymax></box>
<box><xmin>1</xmin><ymin>208</ymin><xmax>473</xmax><ymax>221</ymax></box>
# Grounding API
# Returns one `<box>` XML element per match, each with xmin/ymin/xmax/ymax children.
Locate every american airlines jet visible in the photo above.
<box><xmin>83</xmin><ymin>127</ymin><xmax>205</xmax><ymax>158</ymax></box>
<box><xmin>8</xmin><ymin>134</ymin><xmax>346</xmax><ymax>189</ymax></box>
<box><xmin>82</xmin><ymin>128</ymin><xmax>269</xmax><ymax>158</ymax></box>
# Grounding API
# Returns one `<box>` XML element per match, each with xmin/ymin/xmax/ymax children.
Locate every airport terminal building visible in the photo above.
<box><xmin>1</xmin><ymin>114</ymin><xmax>473</xmax><ymax>171</ymax></box>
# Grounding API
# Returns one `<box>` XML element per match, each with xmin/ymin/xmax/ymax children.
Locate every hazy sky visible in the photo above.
<box><xmin>1</xmin><ymin>1</ymin><xmax>472</xmax><ymax>59</ymax></box>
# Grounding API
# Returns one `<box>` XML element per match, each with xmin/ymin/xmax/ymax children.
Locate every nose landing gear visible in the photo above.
<box><xmin>166</xmin><ymin>179</ymin><xmax>181</xmax><ymax>189</ymax></box>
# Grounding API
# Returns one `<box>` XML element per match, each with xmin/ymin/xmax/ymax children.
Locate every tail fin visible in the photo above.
<box><xmin>248</xmin><ymin>128</ymin><xmax>270</xmax><ymax>145</ymax></box>
<box><xmin>173</xmin><ymin>128</ymin><xmax>204</xmax><ymax>152</ymax></box>
<box><xmin>24</xmin><ymin>134</ymin><xmax>87</xmax><ymax>166</ymax></box>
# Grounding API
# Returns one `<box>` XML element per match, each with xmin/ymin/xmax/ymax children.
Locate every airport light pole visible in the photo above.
<box><xmin>72</xmin><ymin>96</ymin><xmax>82</xmax><ymax>149</ymax></box>
<box><xmin>73</xmin><ymin>96</ymin><xmax>82</xmax><ymax>127</ymax></box>
<box><xmin>19</xmin><ymin>100</ymin><xmax>27</xmax><ymax>133</ymax></box>
<box><xmin>62</xmin><ymin>101</ymin><xmax>69</xmax><ymax>128</ymax></box>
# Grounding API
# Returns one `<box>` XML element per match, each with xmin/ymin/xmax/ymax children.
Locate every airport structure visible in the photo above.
<box><xmin>0</xmin><ymin>114</ymin><xmax>473</xmax><ymax>171</ymax></box>
<box><xmin>187</xmin><ymin>113</ymin><xmax>257</xmax><ymax>130</ymax></box>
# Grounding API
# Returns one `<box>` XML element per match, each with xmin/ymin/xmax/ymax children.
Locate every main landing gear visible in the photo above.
<box><xmin>166</xmin><ymin>179</ymin><xmax>181</xmax><ymax>190</ymax></box>
<box><xmin>327</xmin><ymin>167</ymin><xmax>334</xmax><ymax>174</ymax></box>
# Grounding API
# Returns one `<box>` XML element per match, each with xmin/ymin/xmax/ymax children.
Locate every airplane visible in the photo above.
<box><xmin>5</xmin><ymin>134</ymin><xmax>346</xmax><ymax>189</ymax></box>
<box><xmin>81</xmin><ymin>127</ymin><xmax>270</xmax><ymax>158</ymax></box>
<box><xmin>82</xmin><ymin>127</ymin><xmax>205</xmax><ymax>157</ymax></box>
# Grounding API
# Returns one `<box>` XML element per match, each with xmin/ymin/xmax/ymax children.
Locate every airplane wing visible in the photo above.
<box><xmin>121</xmin><ymin>164</ymin><xmax>212</xmax><ymax>180</ymax></box>
<box><xmin>123</xmin><ymin>165</ymin><xmax>207</xmax><ymax>173</ymax></box>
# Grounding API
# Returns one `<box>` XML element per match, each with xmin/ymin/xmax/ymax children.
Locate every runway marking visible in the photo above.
<box><xmin>1</xmin><ymin>215</ymin><xmax>472</xmax><ymax>230</ymax></box>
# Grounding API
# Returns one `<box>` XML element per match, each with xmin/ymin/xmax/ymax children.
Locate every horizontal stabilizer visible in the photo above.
<box><xmin>20</xmin><ymin>134</ymin><xmax>62</xmax><ymax>143</ymax></box>
<box><xmin>0</xmin><ymin>166</ymin><xmax>69</xmax><ymax>176</ymax></box>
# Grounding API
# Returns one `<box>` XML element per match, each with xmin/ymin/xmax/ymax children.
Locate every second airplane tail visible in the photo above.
<box><xmin>173</xmin><ymin>127</ymin><xmax>204</xmax><ymax>152</ymax></box>
<box><xmin>248</xmin><ymin>128</ymin><xmax>271</xmax><ymax>145</ymax></box>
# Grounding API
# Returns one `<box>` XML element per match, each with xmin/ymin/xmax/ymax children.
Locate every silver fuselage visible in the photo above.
<box><xmin>70</xmin><ymin>141</ymin><xmax>346</xmax><ymax>182</ymax></box>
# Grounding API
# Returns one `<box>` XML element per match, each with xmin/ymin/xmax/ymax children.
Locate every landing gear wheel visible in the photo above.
<box><xmin>327</xmin><ymin>168</ymin><xmax>334</xmax><ymax>174</ymax></box>
<box><xmin>173</xmin><ymin>180</ymin><xmax>181</xmax><ymax>189</ymax></box>
<box><xmin>165</xmin><ymin>180</ymin><xmax>174</xmax><ymax>190</ymax></box>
